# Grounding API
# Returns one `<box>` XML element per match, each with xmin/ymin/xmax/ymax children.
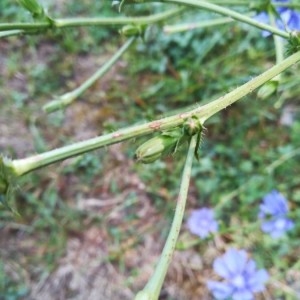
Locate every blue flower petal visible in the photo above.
<box><xmin>248</xmin><ymin>269</ymin><xmax>269</xmax><ymax>292</ymax></box>
<box><xmin>261</xmin><ymin>220</ymin><xmax>276</xmax><ymax>233</ymax></box>
<box><xmin>207</xmin><ymin>281</ymin><xmax>233</xmax><ymax>299</ymax></box>
<box><xmin>288</xmin><ymin>11</ymin><xmax>300</xmax><ymax>30</ymax></box>
<box><xmin>261</xmin><ymin>217</ymin><xmax>294</xmax><ymax>238</ymax></box>
<box><xmin>244</xmin><ymin>260</ymin><xmax>256</xmax><ymax>276</ymax></box>
<box><xmin>213</xmin><ymin>256</ymin><xmax>231</xmax><ymax>278</ymax></box>
<box><xmin>213</xmin><ymin>249</ymin><xmax>248</xmax><ymax>278</ymax></box>
<box><xmin>254</xmin><ymin>1</ymin><xmax>300</xmax><ymax>36</ymax></box>
<box><xmin>223</xmin><ymin>248</ymin><xmax>248</xmax><ymax>275</ymax></box>
<box><xmin>285</xmin><ymin>219</ymin><xmax>295</xmax><ymax>230</ymax></box>
<box><xmin>209</xmin><ymin>249</ymin><xmax>269</xmax><ymax>299</ymax></box>
<box><xmin>187</xmin><ymin>208</ymin><xmax>218</xmax><ymax>239</ymax></box>
<box><xmin>262</xmin><ymin>190</ymin><xmax>289</xmax><ymax>215</ymax></box>
<box><xmin>232</xmin><ymin>290</ymin><xmax>254</xmax><ymax>300</ymax></box>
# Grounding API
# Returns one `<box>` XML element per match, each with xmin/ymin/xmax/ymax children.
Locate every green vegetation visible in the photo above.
<box><xmin>0</xmin><ymin>0</ymin><xmax>300</xmax><ymax>299</ymax></box>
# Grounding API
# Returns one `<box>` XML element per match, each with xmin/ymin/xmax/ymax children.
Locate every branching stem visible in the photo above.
<box><xmin>135</xmin><ymin>135</ymin><xmax>196</xmax><ymax>300</ymax></box>
<box><xmin>0</xmin><ymin>7</ymin><xmax>184</xmax><ymax>33</ymax></box>
<box><xmin>11</xmin><ymin>51</ymin><xmax>300</xmax><ymax>176</ymax></box>
<box><xmin>43</xmin><ymin>37</ymin><xmax>136</xmax><ymax>113</ymax></box>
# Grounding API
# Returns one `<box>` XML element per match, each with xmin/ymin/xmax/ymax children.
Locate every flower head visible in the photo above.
<box><xmin>187</xmin><ymin>208</ymin><xmax>218</xmax><ymax>239</ymax></box>
<box><xmin>259</xmin><ymin>190</ymin><xmax>294</xmax><ymax>238</ymax></box>
<box><xmin>255</xmin><ymin>0</ymin><xmax>300</xmax><ymax>36</ymax></box>
<box><xmin>207</xmin><ymin>248</ymin><xmax>269</xmax><ymax>300</ymax></box>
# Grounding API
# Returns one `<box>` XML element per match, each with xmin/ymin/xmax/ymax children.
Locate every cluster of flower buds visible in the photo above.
<box><xmin>135</xmin><ymin>117</ymin><xmax>203</xmax><ymax>164</ymax></box>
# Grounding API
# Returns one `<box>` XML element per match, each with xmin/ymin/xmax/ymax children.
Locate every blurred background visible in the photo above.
<box><xmin>1</xmin><ymin>1</ymin><xmax>300</xmax><ymax>299</ymax></box>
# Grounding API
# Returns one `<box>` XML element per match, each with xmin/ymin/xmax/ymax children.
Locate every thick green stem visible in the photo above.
<box><xmin>135</xmin><ymin>135</ymin><xmax>196</xmax><ymax>300</ymax></box>
<box><xmin>11</xmin><ymin>51</ymin><xmax>300</xmax><ymax>176</ymax></box>
<box><xmin>198</xmin><ymin>51</ymin><xmax>300</xmax><ymax>122</ymax></box>
<box><xmin>43</xmin><ymin>37</ymin><xmax>136</xmax><ymax>113</ymax></box>
<box><xmin>0</xmin><ymin>7</ymin><xmax>184</xmax><ymax>32</ymax></box>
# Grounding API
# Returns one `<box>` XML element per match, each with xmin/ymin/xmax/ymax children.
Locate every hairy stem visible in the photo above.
<box><xmin>11</xmin><ymin>51</ymin><xmax>300</xmax><ymax>176</ymax></box>
<box><xmin>135</xmin><ymin>135</ymin><xmax>196</xmax><ymax>300</ymax></box>
<box><xmin>164</xmin><ymin>16</ymin><xmax>233</xmax><ymax>33</ymax></box>
<box><xmin>125</xmin><ymin>0</ymin><xmax>290</xmax><ymax>38</ymax></box>
<box><xmin>123</xmin><ymin>0</ymin><xmax>300</xmax><ymax>9</ymax></box>
<box><xmin>198</xmin><ymin>51</ymin><xmax>300</xmax><ymax>121</ymax></box>
<box><xmin>0</xmin><ymin>7</ymin><xmax>184</xmax><ymax>32</ymax></box>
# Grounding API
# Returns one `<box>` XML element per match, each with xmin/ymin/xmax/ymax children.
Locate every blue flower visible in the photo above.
<box><xmin>207</xmin><ymin>248</ymin><xmax>269</xmax><ymax>300</ymax></box>
<box><xmin>255</xmin><ymin>0</ymin><xmax>300</xmax><ymax>36</ymax></box>
<box><xmin>259</xmin><ymin>190</ymin><xmax>294</xmax><ymax>238</ymax></box>
<box><xmin>187</xmin><ymin>208</ymin><xmax>218</xmax><ymax>239</ymax></box>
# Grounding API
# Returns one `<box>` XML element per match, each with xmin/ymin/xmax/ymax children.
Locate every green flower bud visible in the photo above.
<box><xmin>135</xmin><ymin>134</ymin><xmax>180</xmax><ymax>164</ymax></box>
<box><xmin>183</xmin><ymin>116</ymin><xmax>202</xmax><ymax>136</ymax></box>
<box><xmin>257</xmin><ymin>79</ymin><xmax>279</xmax><ymax>99</ymax></box>
<box><xmin>119</xmin><ymin>24</ymin><xmax>144</xmax><ymax>37</ymax></box>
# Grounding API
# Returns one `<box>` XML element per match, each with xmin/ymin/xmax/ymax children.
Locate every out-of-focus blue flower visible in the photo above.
<box><xmin>187</xmin><ymin>208</ymin><xmax>218</xmax><ymax>239</ymax></box>
<box><xmin>259</xmin><ymin>190</ymin><xmax>294</xmax><ymax>238</ymax></box>
<box><xmin>207</xmin><ymin>248</ymin><xmax>269</xmax><ymax>300</ymax></box>
<box><xmin>255</xmin><ymin>0</ymin><xmax>300</xmax><ymax>36</ymax></box>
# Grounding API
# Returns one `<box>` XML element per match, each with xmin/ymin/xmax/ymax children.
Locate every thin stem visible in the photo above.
<box><xmin>11</xmin><ymin>51</ymin><xmax>300</xmax><ymax>176</ymax></box>
<box><xmin>0</xmin><ymin>30</ymin><xmax>24</xmax><ymax>38</ymax></box>
<box><xmin>56</xmin><ymin>7</ymin><xmax>185</xmax><ymax>27</ymax></box>
<box><xmin>273</xmin><ymin>30</ymin><xmax>284</xmax><ymax>64</ymax></box>
<box><xmin>0</xmin><ymin>22</ymin><xmax>49</xmax><ymax>31</ymax></box>
<box><xmin>273</xmin><ymin>2</ymin><xmax>300</xmax><ymax>9</ymax></box>
<box><xmin>123</xmin><ymin>0</ymin><xmax>300</xmax><ymax>9</ymax></box>
<box><xmin>269</xmin><ymin>8</ymin><xmax>284</xmax><ymax>64</ymax></box>
<box><xmin>164</xmin><ymin>16</ymin><xmax>233</xmax><ymax>33</ymax></box>
<box><xmin>135</xmin><ymin>135</ymin><xmax>196</xmax><ymax>300</ymax></box>
<box><xmin>215</xmin><ymin>145</ymin><xmax>300</xmax><ymax>210</ymax></box>
<box><xmin>0</xmin><ymin>7</ymin><xmax>184</xmax><ymax>32</ymax></box>
<box><xmin>266</xmin><ymin>146</ymin><xmax>300</xmax><ymax>174</ymax></box>
<box><xmin>269</xmin><ymin>278</ymin><xmax>299</xmax><ymax>298</ymax></box>
<box><xmin>140</xmin><ymin>0</ymin><xmax>290</xmax><ymax>38</ymax></box>
<box><xmin>268</xmin><ymin>6</ymin><xmax>286</xmax><ymax>108</ymax></box>
<box><xmin>43</xmin><ymin>37</ymin><xmax>136</xmax><ymax>113</ymax></box>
